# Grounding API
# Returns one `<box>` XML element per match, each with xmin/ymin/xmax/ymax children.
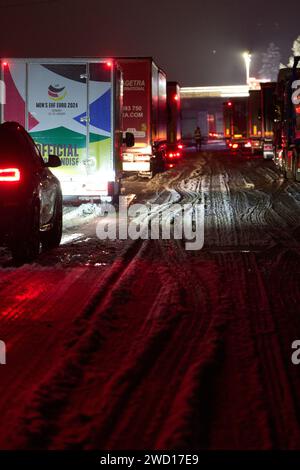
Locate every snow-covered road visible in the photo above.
<box><xmin>1</xmin><ymin>149</ymin><xmax>300</xmax><ymax>449</ymax></box>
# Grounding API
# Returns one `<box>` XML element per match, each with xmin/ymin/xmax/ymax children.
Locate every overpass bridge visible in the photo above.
<box><xmin>180</xmin><ymin>85</ymin><xmax>249</xmax><ymax>99</ymax></box>
<box><xmin>179</xmin><ymin>85</ymin><xmax>251</xmax><ymax>139</ymax></box>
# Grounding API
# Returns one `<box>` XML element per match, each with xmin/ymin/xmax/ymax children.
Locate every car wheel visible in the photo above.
<box><xmin>41</xmin><ymin>192</ymin><xmax>63</xmax><ymax>250</ymax></box>
<box><xmin>11</xmin><ymin>201</ymin><xmax>40</xmax><ymax>263</ymax></box>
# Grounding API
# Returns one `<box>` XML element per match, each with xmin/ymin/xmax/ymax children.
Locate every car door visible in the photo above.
<box><xmin>25</xmin><ymin>133</ymin><xmax>58</xmax><ymax>226</ymax></box>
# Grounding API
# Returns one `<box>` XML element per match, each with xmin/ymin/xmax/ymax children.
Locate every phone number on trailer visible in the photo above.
<box><xmin>99</xmin><ymin>454</ymin><xmax>200</xmax><ymax>466</ymax></box>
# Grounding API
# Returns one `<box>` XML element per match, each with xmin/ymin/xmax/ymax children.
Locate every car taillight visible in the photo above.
<box><xmin>0</xmin><ymin>168</ymin><xmax>21</xmax><ymax>182</ymax></box>
<box><xmin>178</xmin><ymin>144</ymin><xmax>183</xmax><ymax>149</ymax></box>
<box><xmin>245</xmin><ymin>141</ymin><xmax>252</xmax><ymax>148</ymax></box>
<box><xmin>168</xmin><ymin>153</ymin><xmax>174</xmax><ymax>158</ymax></box>
<box><xmin>232</xmin><ymin>144</ymin><xmax>238</xmax><ymax>149</ymax></box>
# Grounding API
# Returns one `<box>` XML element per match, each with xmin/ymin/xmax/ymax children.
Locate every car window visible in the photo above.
<box><xmin>22</xmin><ymin>131</ymin><xmax>45</xmax><ymax>167</ymax></box>
<box><xmin>0</xmin><ymin>125</ymin><xmax>44</xmax><ymax>168</ymax></box>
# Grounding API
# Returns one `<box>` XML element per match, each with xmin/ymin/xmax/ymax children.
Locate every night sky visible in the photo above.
<box><xmin>0</xmin><ymin>0</ymin><xmax>299</xmax><ymax>85</ymax></box>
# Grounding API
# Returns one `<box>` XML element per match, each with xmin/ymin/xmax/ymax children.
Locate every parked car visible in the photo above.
<box><xmin>0</xmin><ymin>122</ymin><xmax>63</xmax><ymax>262</ymax></box>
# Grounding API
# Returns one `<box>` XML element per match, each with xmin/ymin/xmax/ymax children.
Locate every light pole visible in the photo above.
<box><xmin>243</xmin><ymin>51</ymin><xmax>252</xmax><ymax>85</ymax></box>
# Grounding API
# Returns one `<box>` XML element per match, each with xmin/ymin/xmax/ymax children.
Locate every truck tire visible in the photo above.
<box><xmin>41</xmin><ymin>192</ymin><xmax>63</xmax><ymax>250</ymax></box>
<box><xmin>284</xmin><ymin>151</ymin><xmax>293</xmax><ymax>180</ymax></box>
<box><xmin>11</xmin><ymin>201</ymin><xmax>40</xmax><ymax>263</ymax></box>
<box><xmin>294</xmin><ymin>150</ymin><xmax>300</xmax><ymax>182</ymax></box>
<box><xmin>151</xmin><ymin>157</ymin><xmax>164</xmax><ymax>176</ymax></box>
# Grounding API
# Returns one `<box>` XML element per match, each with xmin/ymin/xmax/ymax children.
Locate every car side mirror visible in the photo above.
<box><xmin>123</xmin><ymin>132</ymin><xmax>135</xmax><ymax>148</ymax></box>
<box><xmin>46</xmin><ymin>154</ymin><xmax>61</xmax><ymax>168</ymax></box>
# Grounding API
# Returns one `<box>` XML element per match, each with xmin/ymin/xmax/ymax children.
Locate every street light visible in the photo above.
<box><xmin>243</xmin><ymin>51</ymin><xmax>252</xmax><ymax>85</ymax></box>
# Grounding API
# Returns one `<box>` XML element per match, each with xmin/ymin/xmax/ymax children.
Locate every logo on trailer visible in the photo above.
<box><xmin>48</xmin><ymin>84</ymin><xmax>67</xmax><ymax>101</ymax></box>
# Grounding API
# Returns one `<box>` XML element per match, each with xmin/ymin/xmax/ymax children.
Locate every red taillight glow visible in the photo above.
<box><xmin>2</xmin><ymin>61</ymin><xmax>8</xmax><ymax>68</ymax></box>
<box><xmin>229</xmin><ymin>143</ymin><xmax>233</xmax><ymax>147</ymax></box>
<box><xmin>245</xmin><ymin>141</ymin><xmax>252</xmax><ymax>148</ymax></box>
<box><xmin>227</xmin><ymin>101</ymin><xmax>232</xmax><ymax>107</ymax></box>
<box><xmin>174</xmin><ymin>94</ymin><xmax>179</xmax><ymax>101</ymax></box>
<box><xmin>0</xmin><ymin>168</ymin><xmax>21</xmax><ymax>182</ymax></box>
<box><xmin>106</xmin><ymin>60</ymin><xmax>112</xmax><ymax>68</ymax></box>
<box><xmin>232</xmin><ymin>143</ymin><xmax>239</xmax><ymax>149</ymax></box>
<box><xmin>168</xmin><ymin>153</ymin><xmax>174</xmax><ymax>158</ymax></box>
<box><xmin>178</xmin><ymin>144</ymin><xmax>183</xmax><ymax>149</ymax></box>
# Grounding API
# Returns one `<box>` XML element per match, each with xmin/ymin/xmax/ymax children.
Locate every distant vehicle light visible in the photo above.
<box><xmin>232</xmin><ymin>143</ymin><xmax>239</xmax><ymax>149</ymax></box>
<box><xmin>178</xmin><ymin>144</ymin><xmax>183</xmax><ymax>149</ymax></box>
<box><xmin>245</xmin><ymin>141</ymin><xmax>252</xmax><ymax>148</ymax></box>
<box><xmin>227</xmin><ymin>101</ymin><xmax>232</xmax><ymax>107</ymax></box>
<box><xmin>168</xmin><ymin>153</ymin><xmax>174</xmax><ymax>158</ymax></box>
<box><xmin>2</xmin><ymin>61</ymin><xmax>8</xmax><ymax>67</ymax></box>
<box><xmin>174</xmin><ymin>94</ymin><xmax>179</xmax><ymax>101</ymax></box>
<box><xmin>229</xmin><ymin>142</ymin><xmax>233</xmax><ymax>147</ymax></box>
<box><xmin>0</xmin><ymin>168</ymin><xmax>21</xmax><ymax>182</ymax></box>
<box><xmin>106</xmin><ymin>61</ymin><xmax>112</xmax><ymax>68</ymax></box>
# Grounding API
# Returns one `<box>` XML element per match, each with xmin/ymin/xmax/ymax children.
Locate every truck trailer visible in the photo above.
<box><xmin>0</xmin><ymin>58</ymin><xmax>133</xmax><ymax>200</ymax></box>
<box><xmin>119</xmin><ymin>57</ymin><xmax>167</xmax><ymax>176</ymax></box>
<box><xmin>274</xmin><ymin>57</ymin><xmax>300</xmax><ymax>180</ymax></box>
<box><xmin>248</xmin><ymin>89</ymin><xmax>263</xmax><ymax>154</ymax></box>
<box><xmin>223</xmin><ymin>97</ymin><xmax>250</xmax><ymax>153</ymax></box>
<box><xmin>260</xmin><ymin>82</ymin><xmax>276</xmax><ymax>159</ymax></box>
<box><xmin>166</xmin><ymin>81</ymin><xmax>181</xmax><ymax>145</ymax></box>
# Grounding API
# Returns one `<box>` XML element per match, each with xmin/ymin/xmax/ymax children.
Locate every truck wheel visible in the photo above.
<box><xmin>41</xmin><ymin>192</ymin><xmax>63</xmax><ymax>250</ymax></box>
<box><xmin>11</xmin><ymin>201</ymin><xmax>40</xmax><ymax>263</ymax></box>
<box><xmin>283</xmin><ymin>151</ymin><xmax>293</xmax><ymax>180</ymax></box>
<box><xmin>294</xmin><ymin>150</ymin><xmax>300</xmax><ymax>182</ymax></box>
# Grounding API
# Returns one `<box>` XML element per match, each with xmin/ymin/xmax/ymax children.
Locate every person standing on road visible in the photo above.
<box><xmin>194</xmin><ymin>126</ymin><xmax>202</xmax><ymax>151</ymax></box>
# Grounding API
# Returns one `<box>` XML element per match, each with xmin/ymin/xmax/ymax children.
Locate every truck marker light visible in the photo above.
<box><xmin>0</xmin><ymin>168</ymin><xmax>21</xmax><ymax>182</ymax></box>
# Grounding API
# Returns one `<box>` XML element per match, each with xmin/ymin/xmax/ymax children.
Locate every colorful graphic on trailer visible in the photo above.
<box><xmin>48</xmin><ymin>84</ymin><xmax>67</xmax><ymax>101</ymax></box>
<box><xmin>3</xmin><ymin>62</ymin><xmax>112</xmax><ymax>179</ymax></box>
<box><xmin>121</xmin><ymin>60</ymin><xmax>151</xmax><ymax>146</ymax></box>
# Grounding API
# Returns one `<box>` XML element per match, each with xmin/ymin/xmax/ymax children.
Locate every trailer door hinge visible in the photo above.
<box><xmin>80</xmin><ymin>116</ymin><xmax>90</xmax><ymax>123</ymax></box>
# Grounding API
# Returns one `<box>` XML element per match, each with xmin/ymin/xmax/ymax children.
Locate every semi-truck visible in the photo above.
<box><xmin>248</xmin><ymin>89</ymin><xmax>263</xmax><ymax>154</ymax></box>
<box><xmin>274</xmin><ymin>57</ymin><xmax>300</xmax><ymax>181</ymax></box>
<box><xmin>0</xmin><ymin>57</ymin><xmax>134</xmax><ymax>200</ymax></box>
<box><xmin>223</xmin><ymin>97</ymin><xmax>251</xmax><ymax>153</ymax></box>
<box><xmin>164</xmin><ymin>81</ymin><xmax>183</xmax><ymax>166</ymax></box>
<box><xmin>260</xmin><ymin>82</ymin><xmax>276</xmax><ymax>159</ymax></box>
<box><xmin>119</xmin><ymin>57</ymin><xmax>167</xmax><ymax>176</ymax></box>
<box><xmin>166</xmin><ymin>81</ymin><xmax>181</xmax><ymax>145</ymax></box>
